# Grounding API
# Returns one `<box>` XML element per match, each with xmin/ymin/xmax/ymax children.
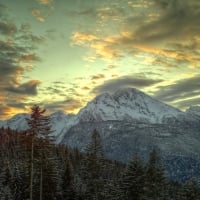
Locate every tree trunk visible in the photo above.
<box><xmin>30</xmin><ymin>137</ymin><xmax>34</xmax><ymax>200</ymax></box>
<box><xmin>40</xmin><ymin>164</ymin><xmax>43</xmax><ymax>200</ymax></box>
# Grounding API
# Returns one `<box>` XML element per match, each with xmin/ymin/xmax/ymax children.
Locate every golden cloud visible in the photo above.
<box><xmin>37</xmin><ymin>0</ymin><xmax>53</xmax><ymax>5</ymax></box>
<box><xmin>0</xmin><ymin>106</ymin><xmax>25</xmax><ymax>120</ymax></box>
<box><xmin>91</xmin><ymin>74</ymin><xmax>105</xmax><ymax>80</ymax></box>
<box><xmin>82</xmin><ymin>86</ymin><xmax>90</xmax><ymax>90</ymax></box>
<box><xmin>71</xmin><ymin>32</ymin><xmax>98</xmax><ymax>45</ymax></box>
<box><xmin>71</xmin><ymin>32</ymin><xmax>124</xmax><ymax>60</ymax></box>
<box><xmin>32</xmin><ymin>9</ymin><xmax>45</xmax><ymax>22</ymax></box>
<box><xmin>19</xmin><ymin>54</ymin><xmax>40</xmax><ymax>63</ymax></box>
<box><xmin>90</xmin><ymin>41</ymin><xmax>122</xmax><ymax>60</ymax></box>
<box><xmin>134</xmin><ymin>44</ymin><xmax>200</xmax><ymax>68</ymax></box>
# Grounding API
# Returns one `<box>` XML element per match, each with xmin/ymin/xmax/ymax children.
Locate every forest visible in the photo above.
<box><xmin>0</xmin><ymin>105</ymin><xmax>200</xmax><ymax>200</ymax></box>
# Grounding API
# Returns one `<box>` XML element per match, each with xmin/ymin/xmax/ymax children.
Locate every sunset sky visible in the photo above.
<box><xmin>0</xmin><ymin>0</ymin><xmax>200</xmax><ymax>119</ymax></box>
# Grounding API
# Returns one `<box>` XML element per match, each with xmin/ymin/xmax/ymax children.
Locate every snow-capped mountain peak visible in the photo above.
<box><xmin>77</xmin><ymin>88</ymin><xmax>182</xmax><ymax>123</ymax></box>
<box><xmin>0</xmin><ymin>88</ymin><xmax>198</xmax><ymax>143</ymax></box>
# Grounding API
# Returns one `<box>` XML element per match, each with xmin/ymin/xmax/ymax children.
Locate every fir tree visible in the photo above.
<box><xmin>144</xmin><ymin>149</ymin><xmax>167</xmax><ymax>200</ymax></box>
<box><xmin>62</xmin><ymin>157</ymin><xmax>76</xmax><ymax>200</ymax></box>
<box><xmin>81</xmin><ymin>129</ymin><xmax>105</xmax><ymax>200</ymax></box>
<box><xmin>0</xmin><ymin>165</ymin><xmax>13</xmax><ymax>200</ymax></box>
<box><xmin>26</xmin><ymin>105</ymin><xmax>52</xmax><ymax>200</ymax></box>
<box><xmin>121</xmin><ymin>154</ymin><xmax>145</xmax><ymax>200</ymax></box>
<box><xmin>179</xmin><ymin>178</ymin><xmax>200</xmax><ymax>200</ymax></box>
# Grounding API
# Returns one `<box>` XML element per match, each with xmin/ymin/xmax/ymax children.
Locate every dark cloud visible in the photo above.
<box><xmin>44</xmin><ymin>98</ymin><xmax>83</xmax><ymax>113</ymax></box>
<box><xmin>19</xmin><ymin>54</ymin><xmax>41</xmax><ymax>62</ymax></box>
<box><xmin>5</xmin><ymin>80</ymin><xmax>41</xmax><ymax>95</ymax></box>
<box><xmin>154</xmin><ymin>74</ymin><xmax>200</xmax><ymax>103</ymax></box>
<box><xmin>174</xmin><ymin>97</ymin><xmax>200</xmax><ymax>110</ymax></box>
<box><xmin>45</xmin><ymin>86</ymin><xmax>64</xmax><ymax>94</ymax></box>
<box><xmin>82</xmin><ymin>86</ymin><xmax>90</xmax><ymax>90</ymax></box>
<box><xmin>0</xmin><ymin>21</ymin><xmax>17</xmax><ymax>35</ymax></box>
<box><xmin>7</xmin><ymin>102</ymin><xmax>27</xmax><ymax>109</ymax></box>
<box><xmin>91</xmin><ymin>74</ymin><xmax>105</xmax><ymax>80</ymax></box>
<box><xmin>134</xmin><ymin>0</ymin><xmax>200</xmax><ymax>44</ymax></box>
<box><xmin>0</xmin><ymin>4</ymin><xmax>47</xmax><ymax>119</ymax></box>
<box><xmin>92</xmin><ymin>75</ymin><xmax>163</xmax><ymax>95</ymax></box>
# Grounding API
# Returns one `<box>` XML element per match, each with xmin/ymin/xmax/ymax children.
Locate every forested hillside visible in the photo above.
<box><xmin>0</xmin><ymin>127</ymin><xmax>200</xmax><ymax>200</ymax></box>
<box><xmin>0</xmin><ymin>105</ymin><xmax>200</xmax><ymax>200</ymax></box>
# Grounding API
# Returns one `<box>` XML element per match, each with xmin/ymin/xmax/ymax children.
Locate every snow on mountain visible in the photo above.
<box><xmin>0</xmin><ymin>88</ymin><xmax>198</xmax><ymax>145</ymax></box>
<box><xmin>0</xmin><ymin>111</ymin><xmax>78</xmax><ymax>143</ymax></box>
<box><xmin>78</xmin><ymin>88</ymin><xmax>183</xmax><ymax>123</ymax></box>
<box><xmin>49</xmin><ymin>111</ymin><xmax>78</xmax><ymax>143</ymax></box>
<box><xmin>0</xmin><ymin>113</ymin><xmax>29</xmax><ymax>130</ymax></box>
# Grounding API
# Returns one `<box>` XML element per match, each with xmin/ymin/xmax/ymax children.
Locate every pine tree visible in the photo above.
<box><xmin>179</xmin><ymin>178</ymin><xmax>200</xmax><ymax>200</ymax></box>
<box><xmin>144</xmin><ymin>149</ymin><xmax>167</xmax><ymax>200</ymax></box>
<box><xmin>0</xmin><ymin>163</ymin><xmax>14</xmax><ymax>200</ymax></box>
<box><xmin>26</xmin><ymin>105</ymin><xmax>52</xmax><ymax>200</ymax></box>
<box><xmin>62</xmin><ymin>157</ymin><xmax>76</xmax><ymax>200</ymax></box>
<box><xmin>121</xmin><ymin>154</ymin><xmax>145</xmax><ymax>200</ymax></box>
<box><xmin>81</xmin><ymin>129</ymin><xmax>105</xmax><ymax>200</ymax></box>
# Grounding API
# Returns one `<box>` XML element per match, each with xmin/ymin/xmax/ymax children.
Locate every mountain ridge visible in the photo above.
<box><xmin>0</xmin><ymin>88</ymin><xmax>199</xmax><ymax>143</ymax></box>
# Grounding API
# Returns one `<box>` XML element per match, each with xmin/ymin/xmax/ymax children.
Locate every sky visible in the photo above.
<box><xmin>0</xmin><ymin>0</ymin><xmax>200</xmax><ymax>120</ymax></box>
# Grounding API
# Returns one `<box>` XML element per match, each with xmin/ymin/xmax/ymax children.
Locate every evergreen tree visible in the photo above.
<box><xmin>144</xmin><ymin>149</ymin><xmax>167</xmax><ymax>200</ymax></box>
<box><xmin>121</xmin><ymin>154</ymin><xmax>145</xmax><ymax>200</ymax></box>
<box><xmin>179</xmin><ymin>178</ymin><xmax>200</xmax><ymax>200</ymax></box>
<box><xmin>62</xmin><ymin>157</ymin><xmax>76</xmax><ymax>200</ymax></box>
<box><xmin>26</xmin><ymin>105</ymin><xmax>52</xmax><ymax>200</ymax></box>
<box><xmin>0</xmin><ymin>165</ymin><xmax>13</xmax><ymax>200</ymax></box>
<box><xmin>81</xmin><ymin>129</ymin><xmax>105</xmax><ymax>200</ymax></box>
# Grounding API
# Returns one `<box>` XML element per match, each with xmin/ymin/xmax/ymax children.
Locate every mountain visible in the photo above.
<box><xmin>186</xmin><ymin>106</ymin><xmax>200</xmax><ymax>119</ymax></box>
<box><xmin>0</xmin><ymin>110</ymin><xmax>78</xmax><ymax>144</ymax></box>
<box><xmin>0</xmin><ymin>113</ymin><xmax>29</xmax><ymax>130</ymax></box>
<box><xmin>77</xmin><ymin>88</ymin><xmax>183</xmax><ymax>123</ymax></box>
<box><xmin>1</xmin><ymin>88</ymin><xmax>200</xmax><ymax>182</ymax></box>
<box><xmin>49</xmin><ymin>111</ymin><xmax>78</xmax><ymax>143</ymax></box>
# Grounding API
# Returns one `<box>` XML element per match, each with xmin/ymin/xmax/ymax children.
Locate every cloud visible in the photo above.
<box><xmin>91</xmin><ymin>74</ymin><xmax>105</xmax><ymax>80</ymax></box>
<box><xmin>0</xmin><ymin>105</ymin><xmax>25</xmax><ymax>120</ymax></box>
<box><xmin>92</xmin><ymin>75</ymin><xmax>163</xmax><ymax>95</ymax></box>
<box><xmin>44</xmin><ymin>98</ymin><xmax>83</xmax><ymax>113</ymax></box>
<box><xmin>71</xmin><ymin>0</ymin><xmax>200</xmax><ymax>67</ymax></box>
<box><xmin>37</xmin><ymin>0</ymin><xmax>53</xmax><ymax>5</ymax></box>
<box><xmin>5</xmin><ymin>80</ymin><xmax>41</xmax><ymax>95</ymax></box>
<box><xmin>68</xmin><ymin>4</ymin><xmax>123</xmax><ymax>21</ymax></box>
<box><xmin>82</xmin><ymin>86</ymin><xmax>90</xmax><ymax>90</ymax></box>
<box><xmin>0</xmin><ymin>21</ymin><xmax>17</xmax><ymax>35</ymax></box>
<box><xmin>71</xmin><ymin>32</ymin><xmax>98</xmax><ymax>45</ymax></box>
<box><xmin>71</xmin><ymin>32</ymin><xmax>123</xmax><ymax>60</ymax></box>
<box><xmin>133</xmin><ymin>0</ymin><xmax>200</xmax><ymax>44</ymax></box>
<box><xmin>153</xmin><ymin>74</ymin><xmax>200</xmax><ymax>106</ymax></box>
<box><xmin>174</xmin><ymin>97</ymin><xmax>200</xmax><ymax>110</ymax></box>
<box><xmin>7</xmin><ymin>102</ymin><xmax>28</xmax><ymax>109</ymax></box>
<box><xmin>32</xmin><ymin>9</ymin><xmax>46</xmax><ymax>22</ymax></box>
<box><xmin>19</xmin><ymin>54</ymin><xmax>41</xmax><ymax>63</ymax></box>
<box><xmin>0</xmin><ymin>6</ymin><xmax>45</xmax><ymax>119</ymax></box>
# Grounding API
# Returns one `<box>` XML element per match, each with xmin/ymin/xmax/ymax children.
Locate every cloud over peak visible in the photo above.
<box><xmin>5</xmin><ymin>80</ymin><xmax>41</xmax><ymax>95</ymax></box>
<box><xmin>92</xmin><ymin>75</ymin><xmax>163</xmax><ymax>95</ymax></box>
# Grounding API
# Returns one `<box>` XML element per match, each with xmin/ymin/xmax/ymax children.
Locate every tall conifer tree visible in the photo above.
<box><xmin>81</xmin><ymin>129</ymin><xmax>105</xmax><ymax>200</ymax></box>
<box><xmin>26</xmin><ymin>105</ymin><xmax>52</xmax><ymax>200</ymax></box>
<box><xmin>121</xmin><ymin>154</ymin><xmax>145</xmax><ymax>200</ymax></box>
